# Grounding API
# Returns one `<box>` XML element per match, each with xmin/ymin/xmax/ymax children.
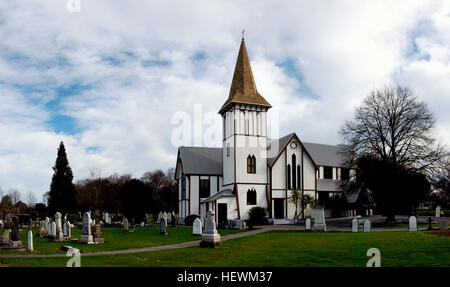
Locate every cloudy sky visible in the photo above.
<box><xmin>0</xmin><ymin>0</ymin><xmax>449</xmax><ymax>201</ymax></box>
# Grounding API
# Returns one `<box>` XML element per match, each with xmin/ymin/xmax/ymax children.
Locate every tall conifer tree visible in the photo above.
<box><xmin>48</xmin><ymin>141</ymin><xmax>76</xmax><ymax>214</ymax></box>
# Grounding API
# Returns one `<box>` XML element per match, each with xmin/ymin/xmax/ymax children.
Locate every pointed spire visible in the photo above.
<box><xmin>219</xmin><ymin>39</ymin><xmax>271</xmax><ymax>113</ymax></box>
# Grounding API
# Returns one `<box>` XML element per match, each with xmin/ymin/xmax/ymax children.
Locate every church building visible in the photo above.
<box><xmin>175</xmin><ymin>39</ymin><xmax>354</xmax><ymax>224</ymax></box>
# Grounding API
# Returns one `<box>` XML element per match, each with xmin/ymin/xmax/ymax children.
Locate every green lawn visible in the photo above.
<box><xmin>0</xmin><ymin>225</ymin><xmax>244</xmax><ymax>255</ymax></box>
<box><xmin>1</xmin><ymin>230</ymin><xmax>448</xmax><ymax>267</ymax></box>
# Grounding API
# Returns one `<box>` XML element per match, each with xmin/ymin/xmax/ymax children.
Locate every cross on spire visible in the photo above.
<box><xmin>241</xmin><ymin>29</ymin><xmax>245</xmax><ymax>40</ymax></box>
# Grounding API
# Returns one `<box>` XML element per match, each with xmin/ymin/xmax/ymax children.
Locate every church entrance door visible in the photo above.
<box><xmin>218</xmin><ymin>203</ymin><xmax>227</xmax><ymax>225</ymax></box>
<box><xmin>274</xmin><ymin>199</ymin><xmax>284</xmax><ymax>219</ymax></box>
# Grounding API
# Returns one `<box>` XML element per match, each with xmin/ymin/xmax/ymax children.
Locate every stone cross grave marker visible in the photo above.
<box><xmin>200</xmin><ymin>209</ymin><xmax>222</xmax><ymax>248</ymax></box>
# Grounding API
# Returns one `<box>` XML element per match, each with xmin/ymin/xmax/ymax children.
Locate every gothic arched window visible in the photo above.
<box><xmin>247</xmin><ymin>155</ymin><xmax>256</xmax><ymax>174</ymax></box>
<box><xmin>292</xmin><ymin>154</ymin><xmax>297</xmax><ymax>189</ymax></box>
<box><xmin>287</xmin><ymin>164</ymin><xmax>291</xmax><ymax>189</ymax></box>
<box><xmin>297</xmin><ymin>165</ymin><xmax>301</xmax><ymax>190</ymax></box>
<box><xmin>247</xmin><ymin>189</ymin><xmax>257</xmax><ymax>205</ymax></box>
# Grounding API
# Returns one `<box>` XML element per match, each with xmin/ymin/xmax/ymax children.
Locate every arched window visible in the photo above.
<box><xmin>247</xmin><ymin>189</ymin><xmax>257</xmax><ymax>205</ymax></box>
<box><xmin>247</xmin><ymin>155</ymin><xmax>256</xmax><ymax>174</ymax></box>
<box><xmin>297</xmin><ymin>165</ymin><xmax>301</xmax><ymax>190</ymax></box>
<box><xmin>292</xmin><ymin>154</ymin><xmax>296</xmax><ymax>189</ymax></box>
<box><xmin>287</xmin><ymin>164</ymin><xmax>291</xmax><ymax>189</ymax></box>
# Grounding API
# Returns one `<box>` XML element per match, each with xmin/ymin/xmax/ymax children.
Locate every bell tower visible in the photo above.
<box><xmin>219</xmin><ymin>38</ymin><xmax>272</xmax><ymax>219</ymax></box>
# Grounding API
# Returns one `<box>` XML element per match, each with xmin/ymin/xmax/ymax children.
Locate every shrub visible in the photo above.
<box><xmin>184</xmin><ymin>214</ymin><xmax>200</xmax><ymax>226</ymax></box>
<box><xmin>248</xmin><ymin>206</ymin><xmax>268</xmax><ymax>225</ymax></box>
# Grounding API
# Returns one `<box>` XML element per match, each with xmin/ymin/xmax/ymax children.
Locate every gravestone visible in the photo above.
<box><xmin>162</xmin><ymin>212</ymin><xmax>168</xmax><ymax>227</ymax></box>
<box><xmin>157</xmin><ymin>212</ymin><xmax>162</xmax><ymax>224</ymax></box>
<box><xmin>38</xmin><ymin>221</ymin><xmax>47</xmax><ymax>238</ymax></box>
<box><xmin>93</xmin><ymin>213</ymin><xmax>104</xmax><ymax>244</ymax></box>
<box><xmin>408</xmin><ymin>216</ymin><xmax>418</xmax><ymax>231</ymax></box>
<box><xmin>105</xmin><ymin>212</ymin><xmax>111</xmax><ymax>224</ymax></box>
<box><xmin>9</xmin><ymin>216</ymin><xmax>22</xmax><ymax>249</ymax></box>
<box><xmin>363</xmin><ymin>219</ymin><xmax>371</xmax><ymax>232</ymax></box>
<box><xmin>80</xmin><ymin>212</ymin><xmax>94</xmax><ymax>244</ymax></box>
<box><xmin>352</xmin><ymin>218</ymin><xmax>358</xmax><ymax>232</ymax></box>
<box><xmin>55</xmin><ymin>212</ymin><xmax>64</xmax><ymax>241</ymax></box>
<box><xmin>140</xmin><ymin>222</ymin><xmax>145</xmax><ymax>227</ymax></box>
<box><xmin>436</xmin><ymin>206</ymin><xmax>441</xmax><ymax>218</ymax></box>
<box><xmin>27</xmin><ymin>228</ymin><xmax>33</xmax><ymax>252</ymax></box>
<box><xmin>1</xmin><ymin>229</ymin><xmax>10</xmax><ymax>246</ymax></box>
<box><xmin>129</xmin><ymin>218</ymin><xmax>135</xmax><ymax>232</ymax></box>
<box><xmin>240</xmin><ymin>221</ymin><xmax>246</xmax><ymax>230</ymax></box>
<box><xmin>64</xmin><ymin>220</ymin><xmax>71</xmax><ymax>239</ymax></box>
<box><xmin>171</xmin><ymin>212</ymin><xmax>177</xmax><ymax>228</ymax></box>
<box><xmin>192</xmin><ymin>218</ymin><xmax>202</xmax><ymax>236</ymax></box>
<box><xmin>369</xmin><ymin>209</ymin><xmax>373</xmax><ymax>216</ymax></box>
<box><xmin>123</xmin><ymin>217</ymin><xmax>129</xmax><ymax>230</ymax></box>
<box><xmin>200</xmin><ymin>209</ymin><xmax>222</xmax><ymax>248</ymax></box>
<box><xmin>45</xmin><ymin>217</ymin><xmax>50</xmax><ymax>234</ymax></box>
<box><xmin>305</xmin><ymin>218</ymin><xmax>311</xmax><ymax>231</ymax></box>
<box><xmin>440</xmin><ymin>218</ymin><xmax>448</xmax><ymax>230</ymax></box>
<box><xmin>160</xmin><ymin>218</ymin><xmax>168</xmax><ymax>235</ymax></box>
<box><xmin>311</xmin><ymin>207</ymin><xmax>326</xmax><ymax>232</ymax></box>
<box><xmin>51</xmin><ymin>222</ymin><xmax>57</xmax><ymax>238</ymax></box>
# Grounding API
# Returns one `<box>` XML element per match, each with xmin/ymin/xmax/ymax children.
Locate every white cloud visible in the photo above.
<box><xmin>0</xmin><ymin>0</ymin><xmax>449</xmax><ymax>199</ymax></box>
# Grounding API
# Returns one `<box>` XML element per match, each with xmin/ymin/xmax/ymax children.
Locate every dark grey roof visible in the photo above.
<box><xmin>201</xmin><ymin>189</ymin><xmax>234</xmax><ymax>203</ymax></box>
<box><xmin>317</xmin><ymin>179</ymin><xmax>344</xmax><ymax>192</ymax></box>
<box><xmin>267</xmin><ymin>133</ymin><xmax>295</xmax><ymax>166</ymax></box>
<box><xmin>303</xmin><ymin>142</ymin><xmax>346</xmax><ymax>167</ymax></box>
<box><xmin>178</xmin><ymin>147</ymin><xmax>222</xmax><ymax>175</ymax></box>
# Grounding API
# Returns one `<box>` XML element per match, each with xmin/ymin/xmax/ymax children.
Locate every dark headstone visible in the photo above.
<box><xmin>427</xmin><ymin>216</ymin><xmax>433</xmax><ymax>230</ymax></box>
<box><xmin>11</xmin><ymin>216</ymin><xmax>20</xmax><ymax>241</ymax></box>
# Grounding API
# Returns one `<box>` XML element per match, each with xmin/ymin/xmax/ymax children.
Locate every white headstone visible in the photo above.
<box><xmin>51</xmin><ymin>222</ymin><xmax>56</xmax><ymax>237</ymax></box>
<box><xmin>55</xmin><ymin>212</ymin><xmax>64</xmax><ymax>240</ymax></box>
<box><xmin>311</xmin><ymin>207</ymin><xmax>326</xmax><ymax>232</ymax></box>
<box><xmin>240</xmin><ymin>221</ymin><xmax>246</xmax><ymax>230</ymax></box>
<box><xmin>157</xmin><ymin>212</ymin><xmax>162</xmax><ymax>224</ymax></box>
<box><xmin>363</xmin><ymin>219</ymin><xmax>371</xmax><ymax>232</ymax></box>
<box><xmin>436</xmin><ymin>206</ymin><xmax>441</xmax><ymax>218</ymax></box>
<box><xmin>408</xmin><ymin>216</ymin><xmax>418</xmax><ymax>231</ymax></box>
<box><xmin>352</xmin><ymin>218</ymin><xmax>358</xmax><ymax>232</ymax></box>
<box><xmin>140</xmin><ymin>222</ymin><xmax>145</xmax><ymax>227</ymax></box>
<box><xmin>45</xmin><ymin>217</ymin><xmax>49</xmax><ymax>233</ymax></box>
<box><xmin>440</xmin><ymin>218</ymin><xmax>448</xmax><ymax>230</ymax></box>
<box><xmin>305</xmin><ymin>218</ymin><xmax>311</xmax><ymax>231</ymax></box>
<box><xmin>27</xmin><ymin>230</ymin><xmax>33</xmax><ymax>252</ymax></box>
<box><xmin>369</xmin><ymin>209</ymin><xmax>373</xmax><ymax>216</ymax></box>
<box><xmin>192</xmin><ymin>218</ymin><xmax>202</xmax><ymax>235</ymax></box>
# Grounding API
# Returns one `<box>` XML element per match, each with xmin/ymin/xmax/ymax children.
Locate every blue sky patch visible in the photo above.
<box><xmin>278</xmin><ymin>58</ymin><xmax>319</xmax><ymax>100</ymax></box>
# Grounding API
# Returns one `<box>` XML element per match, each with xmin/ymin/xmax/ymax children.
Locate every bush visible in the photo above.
<box><xmin>248</xmin><ymin>207</ymin><xmax>268</xmax><ymax>225</ymax></box>
<box><xmin>184</xmin><ymin>214</ymin><xmax>200</xmax><ymax>226</ymax></box>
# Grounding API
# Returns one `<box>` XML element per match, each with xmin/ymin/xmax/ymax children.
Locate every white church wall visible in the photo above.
<box><xmin>190</xmin><ymin>175</ymin><xmax>199</xmax><ymax>215</ymax></box>
<box><xmin>271</xmin><ymin>149</ymin><xmax>286</xmax><ymax>190</ymax></box>
<box><xmin>235</xmin><ymin>135</ymin><xmax>268</xmax><ymax>184</ymax></box>
<box><xmin>237</xmin><ymin>184</ymin><xmax>268</xmax><ymax>220</ymax></box>
<box><xmin>303</xmin><ymin>152</ymin><xmax>316</xmax><ymax>191</ymax></box>
<box><xmin>223</xmin><ymin>137</ymin><xmax>235</xmax><ymax>186</ymax></box>
<box><xmin>272</xmin><ymin>189</ymin><xmax>285</xmax><ymax>198</ymax></box>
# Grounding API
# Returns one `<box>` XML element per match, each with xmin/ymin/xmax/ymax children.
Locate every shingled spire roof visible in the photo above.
<box><xmin>218</xmin><ymin>39</ymin><xmax>271</xmax><ymax>113</ymax></box>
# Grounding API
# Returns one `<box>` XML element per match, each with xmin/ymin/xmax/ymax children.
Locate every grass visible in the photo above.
<box><xmin>0</xmin><ymin>225</ymin><xmax>244</xmax><ymax>255</ymax></box>
<box><xmin>1</xmin><ymin>230</ymin><xmax>449</xmax><ymax>267</ymax></box>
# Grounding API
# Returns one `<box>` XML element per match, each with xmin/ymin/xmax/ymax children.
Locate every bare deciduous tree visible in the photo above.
<box><xmin>26</xmin><ymin>191</ymin><xmax>37</xmax><ymax>207</ymax></box>
<box><xmin>7</xmin><ymin>188</ymin><xmax>22</xmax><ymax>205</ymax></box>
<box><xmin>340</xmin><ymin>86</ymin><xmax>448</xmax><ymax>183</ymax></box>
